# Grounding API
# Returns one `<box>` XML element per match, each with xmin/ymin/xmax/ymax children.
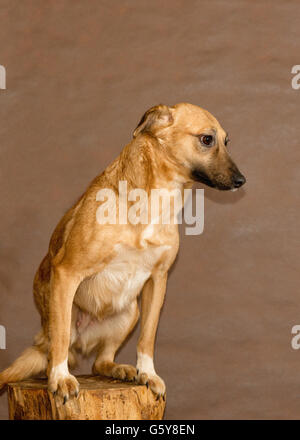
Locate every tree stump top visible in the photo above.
<box><xmin>7</xmin><ymin>375</ymin><xmax>166</xmax><ymax>420</ymax></box>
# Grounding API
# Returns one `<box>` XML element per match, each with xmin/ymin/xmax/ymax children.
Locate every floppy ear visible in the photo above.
<box><xmin>133</xmin><ymin>104</ymin><xmax>173</xmax><ymax>138</ymax></box>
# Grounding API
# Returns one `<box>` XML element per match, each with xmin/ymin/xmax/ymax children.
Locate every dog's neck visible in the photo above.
<box><xmin>115</xmin><ymin>135</ymin><xmax>189</xmax><ymax>195</ymax></box>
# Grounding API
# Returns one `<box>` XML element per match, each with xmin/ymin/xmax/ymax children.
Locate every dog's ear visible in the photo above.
<box><xmin>133</xmin><ymin>104</ymin><xmax>173</xmax><ymax>138</ymax></box>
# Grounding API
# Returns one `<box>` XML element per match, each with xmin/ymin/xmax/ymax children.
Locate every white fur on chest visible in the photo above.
<box><xmin>76</xmin><ymin>243</ymin><xmax>170</xmax><ymax>314</ymax></box>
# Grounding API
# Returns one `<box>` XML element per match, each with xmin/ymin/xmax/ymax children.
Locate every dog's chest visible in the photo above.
<box><xmin>76</xmin><ymin>243</ymin><xmax>170</xmax><ymax>314</ymax></box>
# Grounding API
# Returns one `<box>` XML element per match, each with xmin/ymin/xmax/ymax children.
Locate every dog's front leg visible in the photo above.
<box><xmin>136</xmin><ymin>272</ymin><xmax>167</xmax><ymax>399</ymax></box>
<box><xmin>47</xmin><ymin>266</ymin><xmax>80</xmax><ymax>403</ymax></box>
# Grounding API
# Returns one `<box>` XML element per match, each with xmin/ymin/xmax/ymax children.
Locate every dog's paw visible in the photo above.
<box><xmin>136</xmin><ymin>371</ymin><xmax>166</xmax><ymax>400</ymax></box>
<box><xmin>111</xmin><ymin>364</ymin><xmax>137</xmax><ymax>382</ymax></box>
<box><xmin>48</xmin><ymin>370</ymin><xmax>79</xmax><ymax>404</ymax></box>
<box><xmin>93</xmin><ymin>361</ymin><xmax>137</xmax><ymax>382</ymax></box>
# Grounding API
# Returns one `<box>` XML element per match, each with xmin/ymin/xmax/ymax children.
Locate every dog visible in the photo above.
<box><xmin>0</xmin><ymin>102</ymin><xmax>245</xmax><ymax>403</ymax></box>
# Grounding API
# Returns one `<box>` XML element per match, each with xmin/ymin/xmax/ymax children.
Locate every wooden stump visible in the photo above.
<box><xmin>7</xmin><ymin>375</ymin><xmax>166</xmax><ymax>420</ymax></box>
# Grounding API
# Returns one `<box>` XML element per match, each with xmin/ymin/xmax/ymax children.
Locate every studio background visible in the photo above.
<box><xmin>0</xmin><ymin>0</ymin><xmax>299</xmax><ymax>419</ymax></box>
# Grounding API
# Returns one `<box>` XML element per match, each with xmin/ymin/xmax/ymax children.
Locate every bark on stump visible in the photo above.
<box><xmin>7</xmin><ymin>375</ymin><xmax>166</xmax><ymax>420</ymax></box>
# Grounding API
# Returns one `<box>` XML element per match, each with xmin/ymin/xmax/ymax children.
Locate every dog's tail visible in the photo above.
<box><xmin>0</xmin><ymin>333</ymin><xmax>48</xmax><ymax>390</ymax></box>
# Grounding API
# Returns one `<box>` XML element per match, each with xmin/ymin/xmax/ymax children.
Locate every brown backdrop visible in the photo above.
<box><xmin>1</xmin><ymin>0</ymin><xmax>300</xmax><ymax>420</ymax></box>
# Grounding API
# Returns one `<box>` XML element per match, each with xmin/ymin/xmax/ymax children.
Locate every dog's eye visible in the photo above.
<box><xmin>199</xmin><ymin>134</ymin><xmax>214</xmax><ymax>147</ymax></box>
<box><xmin>225</xmin><ymin>137</ymin><xmax>230</xmax><ymax>146</ymax></box>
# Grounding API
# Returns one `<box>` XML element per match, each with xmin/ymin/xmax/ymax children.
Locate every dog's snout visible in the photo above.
<box><xmin>233</xmin><ymin>173</ymin><xmax>246</xmax><ymax>188</ymax></box>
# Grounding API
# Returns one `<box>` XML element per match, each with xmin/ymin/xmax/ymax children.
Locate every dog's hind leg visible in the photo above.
<box><xmin>91</xmin><ymin>301</ymin><xmax>139</xmax><ymax>382</ymax></box>
<box><xmin>0</xmin><ymin>330</ymin><xmax>48</xmax><ymax>390</ymax></box>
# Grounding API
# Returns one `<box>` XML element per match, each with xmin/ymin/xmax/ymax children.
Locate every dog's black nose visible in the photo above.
<box><xmin>233</xmin><ymin>173</ymin><xmax>246</xmax><ymax>188</ymax></box>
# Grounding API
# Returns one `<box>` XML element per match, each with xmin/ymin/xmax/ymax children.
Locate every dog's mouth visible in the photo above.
<box><xmin>191</xmin><ymin>168</ymin><xmax>233</xmax><ymax>191</ymax></box>
<box><xmin>191</xmin><ymin>168</ymin><xmax>215</xmax><ymax>188</ymax></box>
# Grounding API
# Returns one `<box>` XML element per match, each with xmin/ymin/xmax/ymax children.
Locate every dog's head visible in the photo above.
<box><xmin>133</xmin><ymin>103</ymin><xmax>246</xmax><ymax>191</ymax></box>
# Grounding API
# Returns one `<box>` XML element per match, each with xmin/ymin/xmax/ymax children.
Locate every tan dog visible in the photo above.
<box><xmin>0</xmin><ymin>103</ymin><xmax>245</xmax><ymax>402</ymax></box>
